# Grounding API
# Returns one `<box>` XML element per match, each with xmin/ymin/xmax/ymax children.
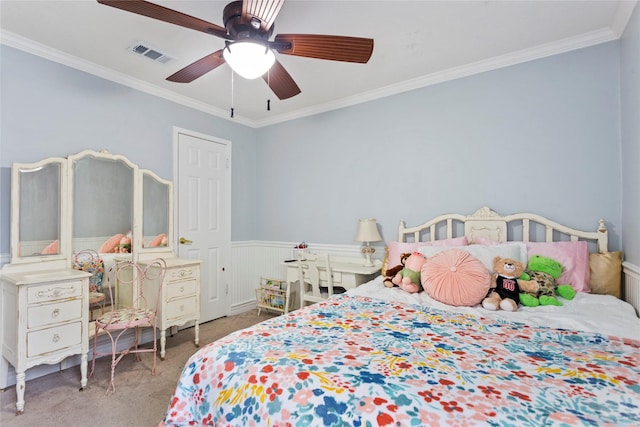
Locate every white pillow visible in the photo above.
<box><xmin>418</xmin><ymin>242</ymin><xmax>527</xmax><ymax>272</ymax></box>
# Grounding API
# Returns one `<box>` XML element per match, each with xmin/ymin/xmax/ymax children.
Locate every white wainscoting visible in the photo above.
<box><xmin>228</xmin><ymin>241</ymin><xmax>381</xmax><ymax>315</ymax></box>
<box><xmin>622</xmin><ymin>261</ymin><xmax>640</xmax><ymax>317</ymax></box>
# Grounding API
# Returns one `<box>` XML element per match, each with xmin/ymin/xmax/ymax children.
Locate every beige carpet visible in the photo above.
<box><xmin>0</xmin><ymin>309</ymin><xmax>276</xmax><ymax>427</ymax></box>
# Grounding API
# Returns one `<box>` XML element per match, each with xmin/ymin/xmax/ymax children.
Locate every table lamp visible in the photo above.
<box><xmin>355</xmin><ymin>218</ymin><xmax>382</xmax><ymax>267</ymax></box>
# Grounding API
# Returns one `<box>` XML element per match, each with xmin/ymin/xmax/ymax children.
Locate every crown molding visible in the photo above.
<box><xmin>611</xmin><ymin>0</ymin><xmax>638</xmax><ymax>38</ymax></box>
<box><xmin>1</xmin><ymin>20</ymin><xmax>625</xmax><ymax>129</ymax></box>
<box><xmin>0</xmin><ymin>30</ymin><xmax>254</xmax><ymax>128</ymax></box>
<box><xmin>254</xmin><ymin>27</ymin><xmax>619</xmax><ymax>127</ymax></box>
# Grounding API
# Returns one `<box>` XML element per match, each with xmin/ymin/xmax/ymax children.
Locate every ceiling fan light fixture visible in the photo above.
<box><xmin>223</xmin><ymin>41</ymin><xmax>275</xmax><ymax>79</ymax></box>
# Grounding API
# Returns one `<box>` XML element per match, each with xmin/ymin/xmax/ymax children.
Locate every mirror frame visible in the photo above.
<box><xmin>67</xmin><ymin>150</ymin><xmax>140</xmax><ymax>262</ymax></box>
<box><xmin>8</xmin><ymin>149</ymin><xmax>176</xmax><ymax>268</ymax></box>
<box><xmin>137</xmin><ymin>169</ymin><xmax>174</xmax><ymax>258</ymax></box>
<box><xmin>10</xmin><ymin>157</ymin><xmax>69</xmax><ymax>265</ymax></box>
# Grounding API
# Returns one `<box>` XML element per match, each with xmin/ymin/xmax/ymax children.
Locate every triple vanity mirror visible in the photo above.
<box><xmin>9</xmin><ymin>149</ymin><xmax>174</xmax><ymax>266</ymax></box>
<box><xmin>2</xmin><ymin>150</ymin><xmax>192</xmax><ymax>414</ymax></box>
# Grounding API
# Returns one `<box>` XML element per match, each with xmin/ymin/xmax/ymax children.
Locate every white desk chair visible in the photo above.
<box><xmin>298</xmin><ymin>252</ymin><xmax>336</xmax><ymax>307</ymax></box>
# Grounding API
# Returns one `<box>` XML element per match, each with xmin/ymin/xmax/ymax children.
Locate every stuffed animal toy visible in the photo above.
<box><xmin>383</xmin><ymin>252</ymin><xmax>411</xmax><ymax>288</ymax></box>
<box><xmin>482</xmin><ymin>256</ymin><xmax>539</xmax><ymax>311</ymax></box>
<box><xmin>519</xmin><ymin>255</ymin><xmax>576</xmax><ymax>307</ymax></box>
<box><xmin>391</xmin><ymin>252</ymin><xmax>426</xmax><ymax>293</ymax></box>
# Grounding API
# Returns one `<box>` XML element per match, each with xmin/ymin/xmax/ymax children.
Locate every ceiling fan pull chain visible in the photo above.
<box><xmin>230</xmin><ymin>70</ymin><xmax>235</xmax><ymax>118</ymax></box>
<box><xmin>266</xmin><ymin>70</ymin><xmax>271</xmax><ymax>111</ymax></box>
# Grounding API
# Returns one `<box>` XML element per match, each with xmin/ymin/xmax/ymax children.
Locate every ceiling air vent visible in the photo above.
<box><xmin>128</xmin><ymin>42</ymin><xmax>173</xmax><ymax>64</ymax></box>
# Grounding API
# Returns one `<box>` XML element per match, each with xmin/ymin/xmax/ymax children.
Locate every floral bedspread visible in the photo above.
<box><xmin>161</xmin><ymin>295</ymin><xmax>640</xmax><ymax>426</ymax></box>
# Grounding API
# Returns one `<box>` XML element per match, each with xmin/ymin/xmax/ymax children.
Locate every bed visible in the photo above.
<box><xmin>160</xmin><ymin>207</ymin><xmax>640</xmax><ymax>426</ymax></box>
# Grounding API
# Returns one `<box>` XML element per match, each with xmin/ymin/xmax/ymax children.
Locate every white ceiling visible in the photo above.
<box><xmin>1</xmin><ymin>1</ymin><xmax>637</xmax><ymax>127</ymax></box>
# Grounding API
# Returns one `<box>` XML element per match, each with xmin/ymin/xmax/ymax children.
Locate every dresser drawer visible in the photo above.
<box><xmin>166</xmin><ymin>266</ymin><xmax>199</xmax><ymax>283</ymax></box>
<box><xmin>27</xmin><ymin>321</ymin><xmax>82</xmax><ymax>358</ymax></box>
<box><xmin>165</xmin><ymin>296</ymin><xmax>198</xmax><ymax>320</ymax></box>
<box><xmin>28</xmin><ymin>299</ymin><xmax>82</xmax><ymax>328</ymax></box>
<box><xmin>166</xmin><ymin>280</ymin><xmax>197</xmax><ymax>300</ymax></box>
<box><xmin>27</xmin><ymin>281</ymin><xmax>82</xmax><ymax>304</ymax></box>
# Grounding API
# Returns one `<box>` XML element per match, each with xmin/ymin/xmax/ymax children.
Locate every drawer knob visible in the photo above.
<box><xmin>180</xmin><ymin>286</ymin><xmax>185</xmax><ymax>293</ymax></box>
<box><xmin>52</xmin><ymin>309</ymin><xmax>60</xmax><ymax>318</ymax></box>
<box><xmin>52</xmin><ymin>334</ymin><xmax>60</xmax><ymax>343</ymax></box>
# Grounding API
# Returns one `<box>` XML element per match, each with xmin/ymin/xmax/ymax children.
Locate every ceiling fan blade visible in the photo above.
<box><xmin>242</xmin><ymin>0</ymin><xmax>285</xmax><ymax>32</ymax></box>
<box><xmin>273</xmin><ymin>34</ymin><xmax>373</xmax><ymax>63</ymax></box>
<box><xmin>263</xmin><ymin>60</ymin><xmax>301</xmax><ymax>100</ymax></box>
<box><xmin>97</xmin><ymin>0</ymin><xmax>229</xmax><ymax>39</ymax></box>
<box><xmin>167</xmin><ymin>50</ymin><xmax>226</xmax><ymax>83</ymax></box>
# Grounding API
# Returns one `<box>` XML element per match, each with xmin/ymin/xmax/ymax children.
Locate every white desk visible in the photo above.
<box><xmin>284</xmin><ymin>257</ymin><xmax>381</xmax><ymax>308</ymax></box>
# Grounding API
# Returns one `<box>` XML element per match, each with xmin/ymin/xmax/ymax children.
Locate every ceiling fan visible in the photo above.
<box><xmin>97</xmin><ymin>0</ymin><xmax>374</xmax><ymax>100</ymax></box>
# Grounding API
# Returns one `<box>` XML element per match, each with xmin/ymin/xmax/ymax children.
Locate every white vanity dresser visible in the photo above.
<box><xmin>1</xmin><ymin>150</ymin><xmax>201</xmax><ymax>414</ymax></box>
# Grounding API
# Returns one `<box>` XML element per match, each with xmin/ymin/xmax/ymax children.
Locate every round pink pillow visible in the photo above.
<box><xmin>421</xmin><ymin>249</ymin><xmax>491</xmax><ymax>306</ymax></box>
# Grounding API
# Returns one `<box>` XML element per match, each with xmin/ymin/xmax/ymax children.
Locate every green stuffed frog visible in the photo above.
<box><xmin>519</xmin><ymin>255</ymin><xmax>577</xmax><ymax>307</ymax></box>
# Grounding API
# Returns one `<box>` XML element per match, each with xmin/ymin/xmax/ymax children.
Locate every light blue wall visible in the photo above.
<box><xmin>1</xmin><ymin>39</ymin><xmax>629</xmax><ymax>256</ymax></box>
<box><xmin>257</xmin><ymin>42</ymin><xmax>623</xmax><ymax>250</ymax></box>
<box><xmin>621</xmin><ymin>3</ymin><xmax>640</xmax><ymax>265</ymax></box>
<box><xmin>0</xmin><ymin>45</ymin><xmax>259</xmax><ymax>254</ymax></box>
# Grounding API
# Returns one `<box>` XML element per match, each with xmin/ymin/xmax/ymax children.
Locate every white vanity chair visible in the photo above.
<box><xmin>1</xmin><ymin>150</ymin><xmax>201</xmax><ymax>414</ymax></box>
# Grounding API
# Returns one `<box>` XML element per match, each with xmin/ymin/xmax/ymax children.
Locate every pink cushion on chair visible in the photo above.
<box><xmin>421</xmin><ymin>249</ymin><xmax>491</xmax><ymax>306</ymax></box>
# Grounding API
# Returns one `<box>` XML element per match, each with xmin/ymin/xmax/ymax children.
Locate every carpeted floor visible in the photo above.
<box><xmin>0</xmin><ymin>309</ymin><xmax>277</xmax><ymax>427</ymax></box>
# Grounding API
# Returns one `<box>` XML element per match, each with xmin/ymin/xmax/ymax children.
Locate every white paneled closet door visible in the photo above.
<box><xmin>175</xmin><ymin>128</ymin><xmax>231</xmax><ymax>322</ymax></box>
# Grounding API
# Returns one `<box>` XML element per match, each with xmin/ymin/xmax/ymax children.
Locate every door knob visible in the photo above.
<box><xmin>179</xmin><ymin>237</ymin><xmax>193</xmax><ymax>244</ymax></box>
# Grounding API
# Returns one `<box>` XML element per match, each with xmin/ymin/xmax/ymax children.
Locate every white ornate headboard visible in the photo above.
<box><xmin>398</xmin><ymin>206</ymin><xmax>608</xmax><ymax>254</ymax></box>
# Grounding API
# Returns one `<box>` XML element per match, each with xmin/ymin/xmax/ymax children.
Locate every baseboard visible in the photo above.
<box><xmin>230</xmin><ymin>299</ymin><xmax>259</xmax><ymax>316</ymax></box>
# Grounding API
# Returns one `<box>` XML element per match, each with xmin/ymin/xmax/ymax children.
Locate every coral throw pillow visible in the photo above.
<box><xmin>99</xmin><ymin>233</ymin><xmax>124</xmax><ymax>253</ymax></box>
<box><xmin>421</xmin><ymin>249</ymin><xmax>491</xmax><ymax>307</ymax></box>
<box><xmin>148</xmin><ymin>233</ymin><xmax>167</xmax><ymax>247</ymax></box>
<box><xmin>42</xmin><ymin>240</ymin><xmax>59</xmax><ymax>255</ymax></box>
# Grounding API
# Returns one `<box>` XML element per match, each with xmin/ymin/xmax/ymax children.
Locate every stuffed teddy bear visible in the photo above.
<box><xmin>391</xmin><ymin>252</ymin><xmax>426</xmax><ymax>293</ymax></box>
<box><xmin>383</xmin><ymin>252</ymin><xmax>411</xmax><ymax>288</ymax></box>
<box><xmin>519</xmin><ymin>255</ymin><xmax>577</xmax><ymax>307</ymax></box>
<box><xmin>482</xmin><ymin>256</ymin><xmax>539</xmax><ymax>311</ymax></box>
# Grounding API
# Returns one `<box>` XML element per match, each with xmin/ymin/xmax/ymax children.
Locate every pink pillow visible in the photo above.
<box><xmin>421</xmin><ymin>249</ymin><xmax>491</xmax><ymax>306</ymax></box>
<box><xmin>148</xmin><ymin>233</ymin><xmax>167</xmax><ymax>247</ymax></box>
<box><xmin>41</xmin><ymin>240</ymin><xmax>59</xmax><ymax>255</ymax></box>
<box><xmin>526</xmin><ymin>241</ymin><xmax>590</xmax><ymax>293</ymax></box>
<box><xmin>99</xmin><ymin>233</ymin><xmax>124</xmax><ymax>253</ymax></box>
<box><xmin>387</xmin><ymin>237</ymin><xmax>468</xmax><ymax>270</ymax></box>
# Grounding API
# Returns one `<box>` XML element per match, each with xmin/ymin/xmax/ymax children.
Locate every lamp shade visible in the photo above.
<box><xmin>355</xmin><ymin>218</ymin><xmax>382</xmax><ymax>243</ymax></box>
<box><xmin>223</xmin><ymin>41</ymin><xmax>275</xmax><ymax>79</ymax></box>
